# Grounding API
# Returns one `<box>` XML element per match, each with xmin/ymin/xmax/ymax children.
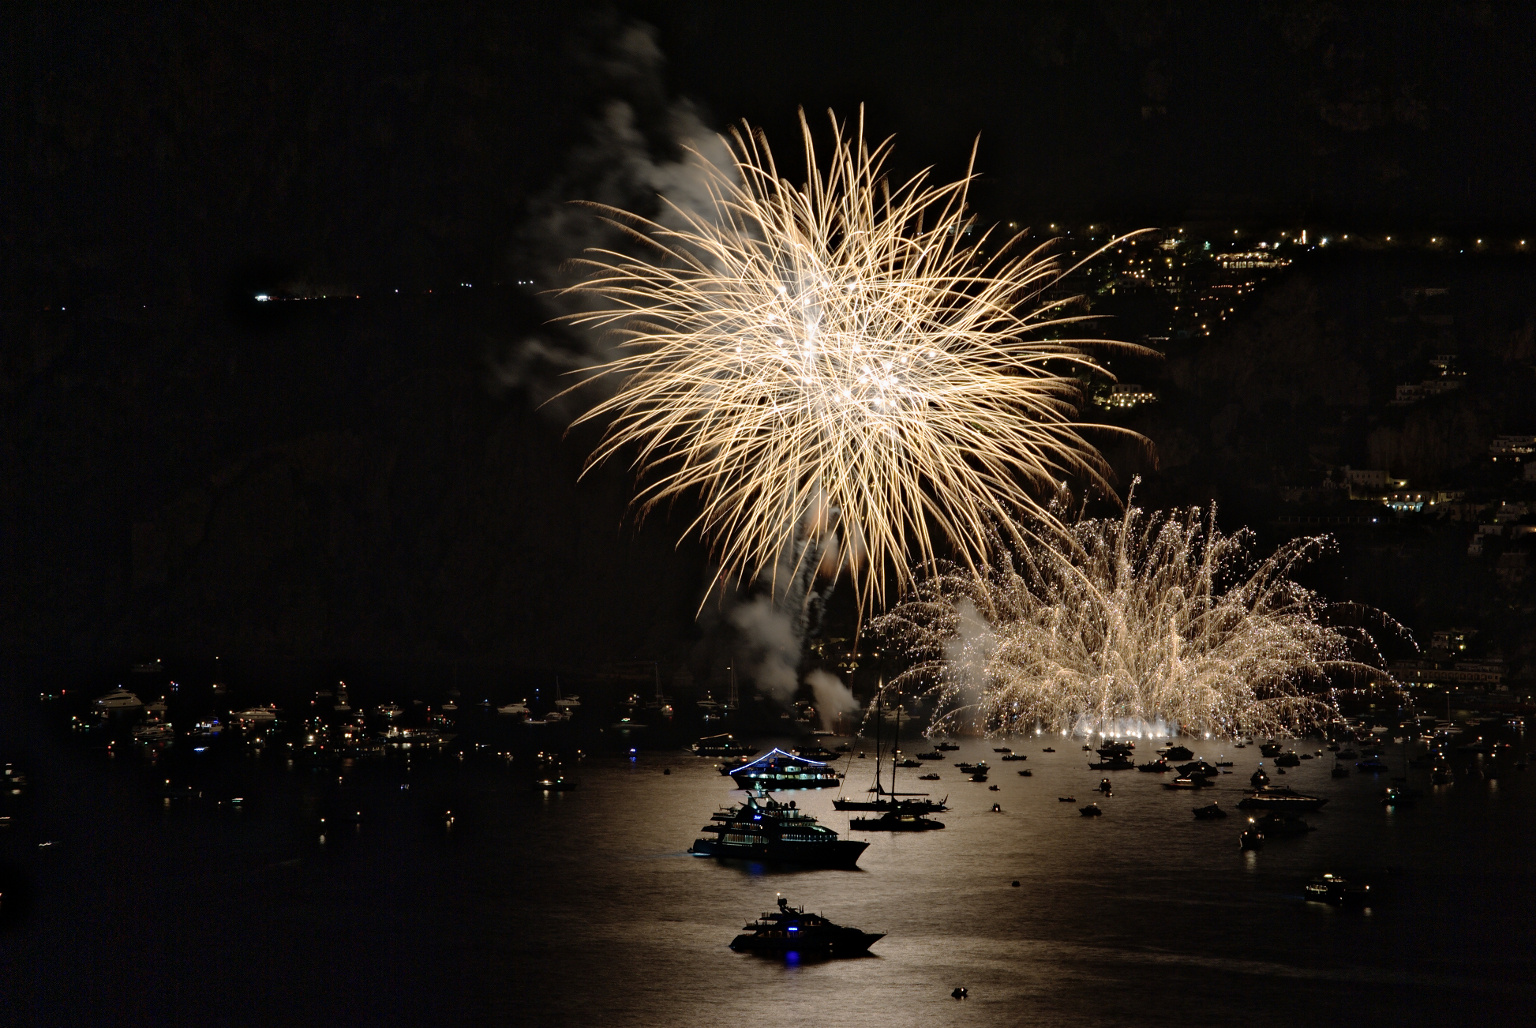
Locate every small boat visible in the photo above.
<box><xmin>988</xmin><ymin>784</ymin><xmax>1000</xmax><ymax>792</ymax></box>
<box><xmin>1176</xmin><ymin>760</ymin><xmax>1222</xmax><ymax>779</ymax></box>
<box><xmin>954</xmin><ymin>761</ymin><xmax>990</xmax><ymax>774</ymax></box>
<box><xmin>1237</xmin><ymin>786</ymin><xmax>1328</xmax><ymax>811</ymax></box>
<box><xmin>1382</xmin><ymin>787</ymin><xmax>1419</xmax><ymax>807</ymax></box>
<box><xmin>934</xmin><ymin>742</ymin><xmax>960</xmax><ymax>751</ymax></box>
<box><xmin>918</xmin><ymin>773</ymin><xmax>941</xmax><ymax>781</ymax></box>
<box><xmin>729</xmin><ymin>896</ymin><xmax>883</xmax><ymax>958</ymax></box>
<box><xmin>692</xmin><ymin>734</ymin><xmax>753</xmax><ymax>758</ymax></box>
<box><xmin>894</xmin><ymin>758</ymin><xmax>923</xmax><ymax>769</ymax></box>
<box><xmin>1079</xmin><ymin>803</ymin><xmax>1103</xmax><ymax>817</ymax></box>
<box><xmin>1274</xmin><ymin>751</ymin><xmax>1302</xmax><ymax>767</ymax></box>
<box><xmin>1192</xmin><ymin>803</ymin><xmax>1227</xmax><ymax>819</ymax></box>
<box><xmin>1137</xmin><ymin>759</ymin><xmax>1171</xmax><ymax>773</ymax></box>
<box><xmin>1087</xmin><ymin>756</ymin><xmax>1134</xmax><ymax>771</ymax></box>
<box><xmin>1017</xmin><ymin>769</ymin><xmax>1032</xmax><ymax>776</ymax></box>
<box><xmin>1058</xmin><ymin>796</ymin><xmax>1076</xmax><ymax>802</ymax></box>
<box><xmin>1162</xmin><ymin>777</ymin><xmax>1209</xmax><ymax>790</ymax></box>
<box><xmin>916</xmin><ymin>751</ymin><xmax>942</xmax><ymax>761</ymax></box>
<box><xmin>1042</xmin><ymin>747</ymin><xmax>1055</xmax><ymax>753</ymax></box>
<box><xmin>1097</xmin><ymin>778</ymin><xmax>1113</xmax><ymax>794</ymax></box>
<box><xmin>1431</xmin><ymin>767</ymin><xmax>1454</xmax><ymax>784</ymax></box>
<box><xmin>536</xmin><ymin>775</ymin><xmax>576</xmax><ymax>791</ymax></box>
<box><xmin>1001</xmin><ymin>753</ymin><xmax>1028</xmax><ymax>761</ymax></box>
<box><xmin>1331</xmin><ymin>764</ymin><xmax>1350</xmax><ymax>778</ymax></box>
<box><xmin>497</xmin><ymin>700</ymin><xmax>530</xmax><ymax>718</ymax></box>
<box><xmin>375</xmin><ymin>703</ymin><xmax>404</xmax><ymax>719</ymax></box>
<box><xmin>1251</xmin><ymin>768</ymin><xmax>1270</xmax><ymax>787</ymax></box>
<box><xmin>1305</xmin><ymin>873</ymin><xmax>1370</xmax><ymax>906</ymax></box>
<box><xmin>1161</xmin><ymin>745</ymin><xmax>1195</xmax><ymax>761</ymax></box>
<box><xmin>1240</xmin><ymin>827</ymin><xmax>1265</xmax><ymax>850</ymax></box>
<box><xmin>1259</xmin><ymin>741</ymin><xmax>1282</xmax><ymax>758</ymax></box>
<box><xmin>1355</xmin><ymin>758</ymin><xmax>1391</xmax><ymax>773</ymax></box>
<box><xmin>968</xmin><ymin>772</ymin><xmax>989</xmax><ymax>783</ymax></box>
<box><xmin>993</xmin><ymin>747</ymin><xmax>1012</xmax><ymax>754</ymax></box>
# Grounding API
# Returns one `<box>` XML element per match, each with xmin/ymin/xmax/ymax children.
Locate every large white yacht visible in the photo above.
<box><xmin>95</xmin><ymin>688</ymin><xmax>144</xmax><ymax>712</ymax></box>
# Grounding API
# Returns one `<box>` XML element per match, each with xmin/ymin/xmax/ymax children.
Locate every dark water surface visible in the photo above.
<box><xmin>4</xmin><ymin>702</ymin><xmax>1533</xmax><ymax>1026</ymax></box>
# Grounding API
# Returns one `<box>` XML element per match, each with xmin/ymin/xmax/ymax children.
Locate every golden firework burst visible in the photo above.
<box><xmin>562</xmin><ymin>109</ymin><xmax>1148</xmax><ymax>612</ymax></box>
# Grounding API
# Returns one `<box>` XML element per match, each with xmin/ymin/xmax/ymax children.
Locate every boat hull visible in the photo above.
<box><xmin>690</xmin><ymin>838</ymin><xmax>869</xmax><ymax>869</ymax></box>
<box><xmin>729</xmin><ymin>929</ymin><xmax>883</xmax><ymax>957</ymax></box>
<box><xmin>1236</xmin><ymin>794</ymin><xmax>1328</xmax><ymax>811</ymax></box>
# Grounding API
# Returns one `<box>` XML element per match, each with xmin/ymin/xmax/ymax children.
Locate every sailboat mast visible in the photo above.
<box><xmin>872</xmin><ymin>687</ymin><xmax>883</xmax><ymax>794</ymax></box>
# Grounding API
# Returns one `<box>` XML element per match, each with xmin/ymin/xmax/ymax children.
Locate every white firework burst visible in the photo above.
<box><xmin>874</xmin><ymin>502</ymin><xmax>1393</xmax><ymax>739</ymax></box>
<box><xmin>560</xmin><ymin>108</ymin><xmax>1148</xmax><ymax>613</ymax></box>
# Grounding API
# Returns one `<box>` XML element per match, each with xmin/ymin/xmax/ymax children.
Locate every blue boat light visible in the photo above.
<box><xmin>787</xmin><ymin>926</ymin><xmax>797</xmax><ymax>932</ymax></box>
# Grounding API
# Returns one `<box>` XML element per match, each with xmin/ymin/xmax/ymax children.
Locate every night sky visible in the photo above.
<box><xmin>6</xmin><ymin>2</ymin><xmax>1536</xmax><ymax>691</ymax></box>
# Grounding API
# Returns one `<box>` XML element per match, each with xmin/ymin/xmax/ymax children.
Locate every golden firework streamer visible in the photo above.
<box><xmin>875</xmin><ymin>502</ymin><xmax>1397</xmax><ymax>739</ymax></box>
<box><xmin>560</xmin><ymin>109</ymin><xmax>1149</xmax><ymax>612</ymax></box>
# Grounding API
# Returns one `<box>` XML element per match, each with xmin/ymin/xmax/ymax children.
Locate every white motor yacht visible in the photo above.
<box><xmin>95</xmin><ymin>688</ymin><xmax>144</xmax><ymax>712</ymax></box>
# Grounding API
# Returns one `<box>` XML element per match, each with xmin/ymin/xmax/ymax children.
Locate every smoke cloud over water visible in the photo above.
<box><xmin>728</xmin><ymin>593</ymin><xmax>801</xmax><ymax>706</ymax></box>
<box><xmin>943</xmin><ymin>596</ymin><xmax>996</xmax><ymax>725</ymax></box>
<box><xmin>806</xmin><ymin>669</ymin><xmax>859</xmax><ymax>732</ymax></box>
<box><xmin>491</xmin><ymin>22</ymin><xmax>731</xmax><ymax>415</ymax></box>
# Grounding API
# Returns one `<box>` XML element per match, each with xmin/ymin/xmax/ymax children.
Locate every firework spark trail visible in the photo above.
<box><xmin>874</xmin><ymin>502</ymin><xmax>1395</xmax><ymax>739</ymax></box>
<box><xmin>559</xmin><ymin>108</ymin><xmax>1150</xmax><ymax>613</ymax></box>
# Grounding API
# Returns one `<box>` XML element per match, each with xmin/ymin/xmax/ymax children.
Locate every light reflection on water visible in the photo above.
<box><xmin>4</xmin><ymin>726</ymin><xmax>1535</xmax><ymax>1025</ymax></box>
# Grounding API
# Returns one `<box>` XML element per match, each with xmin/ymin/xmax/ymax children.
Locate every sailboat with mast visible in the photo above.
<box><xmin>835</xmin><ymin>686</ymin><xmax>947</xmax><ymax>825</ymax></box>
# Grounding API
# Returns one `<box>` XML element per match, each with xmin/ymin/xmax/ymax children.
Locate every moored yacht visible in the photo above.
<box><xmin>94</xmin><ymin>688</ymin><xmax>144</xmax><ymax>713</ymax></box>
<box><xmin>691</xmin><ymin>791</ymin><xmax>868</xmax><ymax>867</ymax></box>
<box><xmin>1237</xmin><ymin>785</ymin><xmax>1328</xmax><ymax>811</ymax></box>
<box><xmin>728</xmin><ymin>748</ymin><xmax>843</xmax><ymax>789</ymax></box>
<box><xmin>729</xmin><ymin>896</ymin><xmax>883</xmax><ymax>957</ymax></box>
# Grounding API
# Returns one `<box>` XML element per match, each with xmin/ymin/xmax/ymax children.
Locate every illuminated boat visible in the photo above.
<box><xmin>729</xmin><ymin>896</ymin><xmax>883</xmax><ymax>957</ymax></box>
<box><xmin>849</xmin><ymin>806</ymin><xmax>945</xmax><ymax>831</ymax></box>
<box><xmin>691</xmin><ymin>733</ymin><xmax>752</xmax><ymax>758</ymax></box>
<box><xmin>1236</xmin><ymin>786</ymin><xmax>1328</xmax><ymax>811</ymax></box>
<box><xmin>1305</xmin><ymin>873</ymin><xmax>1370</xmax><ymax>906</ymax></box>
<box><xmin>728</xmin><ymin>748</ymin><xmax>842</xmax><ymax>790</ymax></box>
<box><xmin>94</xmin><ymin>688</ymin><xmax>144</xmax><ymax>713</ymax></box>
<box><xmin>691</xmin><ymin>791</ymin><xmax>868</xmax><ymax>868</ymax></box>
